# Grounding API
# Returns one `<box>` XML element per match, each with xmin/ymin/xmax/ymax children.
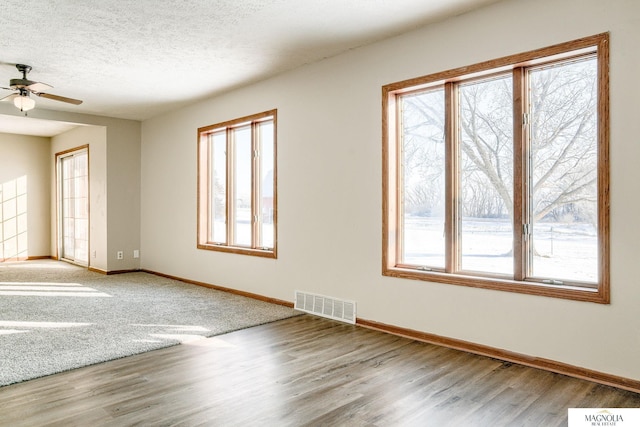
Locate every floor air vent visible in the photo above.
<box><xmin>294</xmin><ymin>290</ymin><xmax>356</xmax><ymax>324</ymax></box>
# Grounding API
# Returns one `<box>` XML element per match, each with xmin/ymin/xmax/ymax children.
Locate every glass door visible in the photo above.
<box><xmin>58</xmin><ymin>148</ymin><xmax>89</xmax><ymax>266</ymax></box>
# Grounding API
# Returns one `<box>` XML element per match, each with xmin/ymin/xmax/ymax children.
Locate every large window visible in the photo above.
<box><xmin>198</xmin><ymin>110</ymin><xmax>277</xmax><ymax>257</ymax></box>
<box><xmin>383</xmin><ymin>34</ymin><xmax>609</xmax><ymax>302</ymax></box>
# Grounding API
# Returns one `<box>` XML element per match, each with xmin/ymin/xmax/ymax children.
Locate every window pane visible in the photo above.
<box><xmin>529</xmin><ymin>57</ymin><xmax>598</xmax><ymax>283</ymax></box>
<box><xmin>258</xmin><ymin>121</ymin><xmax>274</xmax><ymax>249</ymax></box>
<box><xmin>458</xmin><ymin>75</ymin><xmax>513</xmax><ymax>275</ymax></box>
<box><xmin>75</xmin><ymin>152</ymin><xmax>88</xmax><ymax>177</ymax></box>
<box><xmin>210</xmin><ymin>131</ymin><xmax>227</xmax><ymax>244</ymax></box>
<box><xmin>75</xmin><ymin>218</ymin><xmax>88</xmax><ymax>261</ymax></box>
<box><xmin>61</xmin><ymin>157</ymin><xmax>74</xmax><ymax>260</ymax></box>
<box><xmin>63</xmin><ymin>218</ymin><xmax>75</xmax><ymax>259</ymax></box>
<box><xmin>232</xmin><ymin>126</ymin><xmax>252</xmax><ymax>247</ymax></box>
<box><xmin>399</xmin><ymin>89</ymin><xmax>446</xmax><ymax>268</ymax></box>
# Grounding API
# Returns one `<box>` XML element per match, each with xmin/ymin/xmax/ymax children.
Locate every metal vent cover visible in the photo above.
<box><xmin>294</xmin><ymin>290</ymin><xmax>356</xmax><ymax>324</ymax></box>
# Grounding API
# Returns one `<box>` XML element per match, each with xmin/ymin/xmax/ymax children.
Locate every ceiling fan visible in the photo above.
<box><xmin>1</xmin><ymin>63</ymin><xmax>83</xmax><ymax>112</ymax></box>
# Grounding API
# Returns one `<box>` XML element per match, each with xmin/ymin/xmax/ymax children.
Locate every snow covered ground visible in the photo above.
<box><xmin>403</xmin><ymin>216</ymin><xmax>597</xmax><ymax>283</ymax></box>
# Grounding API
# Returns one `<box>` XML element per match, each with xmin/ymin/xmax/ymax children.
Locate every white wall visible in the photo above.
<box><xmin>105</xmin><ymin>120</ymin><xmax>142</xmax><ymax>271</ymax></box>
<box><xmin>42</xmin><ymin>111</ymin><xmax>141</xmax><ymax>272</ymax></box>
<box><xmin>0</xmin><ymin>133</ymin><xmax>50</xmax><ymax>258</ymax></box>
<box><xmin>141</xmin><ymin>0</ymin><xmax>640</xmax><ymax>381</ymax></box>
<box><xmin>0</xmin><ymin>103</ymin><xmax>142</xmax><ymax>272</ymax></box>
<box><xmin>51</xmin><ymin>125</ymin><xmax>108</xmax><ymax>269</ymax></box>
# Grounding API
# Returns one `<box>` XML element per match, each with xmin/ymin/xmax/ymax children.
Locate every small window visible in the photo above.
<box><xmin>383</xmin><ymin>34</ymin><xmax>609</xmax><ymax>302</ymax></box>
<box><xmin>198</xmin><ymin>110</ymin><xmax>277</xmax><ymax>257</ymax></box>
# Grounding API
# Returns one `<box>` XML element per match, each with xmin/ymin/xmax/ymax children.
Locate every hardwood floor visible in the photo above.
<box><xmin>0</xmin><ymin>314</ymin><xmax>638</xmax><ymax>426</ymax></box>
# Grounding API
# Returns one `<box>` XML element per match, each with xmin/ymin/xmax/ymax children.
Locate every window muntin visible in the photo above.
<box><xmin>198</xmin><ymin>110</ymin><xmax>277</xmax><ymax>257</ymax></box>
<box><xmin>383</xmin><ymin>34</ymin><xmax>609</xmax><ymax>302</ymax></box>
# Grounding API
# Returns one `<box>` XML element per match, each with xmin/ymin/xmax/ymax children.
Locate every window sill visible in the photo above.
<box><xmin>383</xmin><ymin>266</ymin><xmax>608</xmax><ymax>304</ymax></box>
<box><xmin>197</xmin><ymin>244</ymin><xmax>276</xmax><ymax>259</ymax></box>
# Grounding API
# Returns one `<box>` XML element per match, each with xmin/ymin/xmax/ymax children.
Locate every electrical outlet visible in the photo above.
<box><xmin>133</xmin><ymin>250</ymin><xmax>139</xmax><ymax>259</ymax></box>
<box><xmin>117</xmin><ymin>251</ymin><xmax>124</xmax><ymax>260</ymax></box>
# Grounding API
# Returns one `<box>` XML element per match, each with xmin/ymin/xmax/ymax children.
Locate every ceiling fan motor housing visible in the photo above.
<box><xmin>9</xmin><ymin>78</ymin><xmax>36</xmax><ymax>89</ymax></box>
<box><xmin>10</xmin><ymin>65</ymin><xmax>35</xmax><ymax>89</ymax></box>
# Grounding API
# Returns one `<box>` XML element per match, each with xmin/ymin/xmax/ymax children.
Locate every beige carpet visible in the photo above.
<box><xmin>0</xmin><ymin>260</ymin><xmax>299</xmax><ymax>386</ymax></box>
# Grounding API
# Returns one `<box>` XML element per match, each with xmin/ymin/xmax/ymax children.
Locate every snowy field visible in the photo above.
<box><xmin>212</xmin><ymin>208</ymin><xmax>274</xmax><ymax>249</ymax></box>
<box><xmin>213</xmin><ymin>211</ymin><xmax>597</xmax><ymax>283</ymax></box>
<box><xmin>403</xmin><ymin>216</ymin><xmax>597</xmax><ymax>283</ymax></box>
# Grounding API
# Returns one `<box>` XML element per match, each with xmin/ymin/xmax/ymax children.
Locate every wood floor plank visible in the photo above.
<box><xmin>0</xmin><ymin>314</ymin><xmax>638</xmax><ymax>426</ymax></box>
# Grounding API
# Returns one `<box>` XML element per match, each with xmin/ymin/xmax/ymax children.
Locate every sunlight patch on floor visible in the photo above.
<box><xmin>0</xmin><ymin>329</ymin><xmax>29</xmax><ymax>335</ymax></box>
<box><xmin>185</xmin><ymin>336</ymin><xmax>237</xmax><ymax>348</ymax></box>
<box><xmin>149</xmin><ymin>333</ymin><xmax>209</xmax><ymax>343</ymax></box>
<box><xmin>0</xmin><ymin>321</ymin><xmax>92</xmax><ymax>328</ymax></box>
<box><xmin>0</xmin><ymin>282</ymin><xmax>111</xmax><ymax>297</ymax></box>
<box><xmin>132</xmin><ymin>324</ymin><xmax>210</xmax><ymax>333</ymax></box>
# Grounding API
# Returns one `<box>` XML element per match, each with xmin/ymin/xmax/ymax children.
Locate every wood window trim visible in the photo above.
<box><xmin>382</xmin><ymin>33</ymin><xmax>609</xmax><ymax>303</ymax></box>
<box><xmin>197</xmin><ymin>109</ymin><xmax>277</xmax><ymax>258</ymax></box>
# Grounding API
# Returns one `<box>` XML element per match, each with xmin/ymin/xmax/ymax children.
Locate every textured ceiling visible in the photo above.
<box><xmin>0</xmin><ymin>0</ymin><xmax>499</xmax><ymax>131</ymax></box>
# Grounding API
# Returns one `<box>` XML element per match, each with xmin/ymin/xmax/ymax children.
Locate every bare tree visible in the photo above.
<box><xmin>529</xmin><ymin>59</ymin><xmax>597</xmax><ymax>223</ymax></box>
<box><xmin>459</xmin><ymin>75</ymin><xmax>513</xmax><ymax>219</ymax></box>
<box><xmin>400</xmin><ymin>57</ymin><xmax>597</xmax><ymax>225</ymax></box>
<box><xmin>401</xmin><ymin>90</ymin><xmax>446</xmax><ymax>216</ymax></box>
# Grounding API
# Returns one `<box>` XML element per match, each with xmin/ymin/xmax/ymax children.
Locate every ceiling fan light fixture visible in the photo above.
<box><xmin>14</xmin><ymin>94</ymin><xmax>35</xmax><ymax>112</ymax></box>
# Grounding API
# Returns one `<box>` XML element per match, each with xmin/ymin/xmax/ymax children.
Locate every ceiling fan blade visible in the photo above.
<box><xmin>27</xmin><ymin>82</ymin><xmax>53</xmax><ymax>92</ymax></box>
<box><xmin>0</xmin><ymin>93</ymin><xmax>18</xmax><ymax>102</ymax></box>
<box><xmin>36</xmin><ymin>92</ymin><xmax>83</xmax><ymax>105</ymax></box>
